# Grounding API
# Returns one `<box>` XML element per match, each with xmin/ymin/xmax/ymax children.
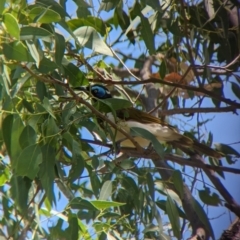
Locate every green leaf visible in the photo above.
<box><xmin>0</xmin><ymin>59</ymin><xmax>10</xmax><ymax>96</ymax></box>
<box><xmin>29</xmin><ymin>7</ymin><xmax>61</xmax><ymax>23</ymax></box>
<box><xmin>215</xmin><ymin>143</ymin><xmax>240</xmax><ymax>157</ymax></box>
<box><xmin>105</xmin><ymin>98</ymin><xmax>132</xmax><ymax>110</ymax></box>
<box><xmin>74</xmin><ymin>26</ymin><xmax>113</xmax><ymax>56</ymax></box>
<box><xmin>63</xmin><ymin>62</ymin><xmax>87</xmax><ymax>87</ymax></box>
<box><xmin>146</xmin><ymin>0</ymin><xmax>161</xmax><ymax>9</ymax></box>
<box><xmin>68</xmin><ymin>154</ymin><xmax>85</xmax><ymax>182</ymax></box>
<box><xmin>99</xmin><ymin>180</ymin><xmax>112</xmax><ymax>200</ymax></box>
<box><xmin>166</xmin><ymin>196</ymin><xmax>180</xmax><ymax>239</ymax></box>
<box><xmin>147</xmin><ymin>172</ymin><xmax>155</xmax><ymax>200</ymax></box>
<box><xmin>3</xmin><ymin>13</ymin><xmax>20</xmax><ymax>39</ymax></box>
<box><xmin>10</xmin><ymin>175</ymin><xmax>32</xmax><ymax>215</ymax></box>
<box><xmin>69</xmin><ymin>197</ymin><xmax>97</xmax><ymax>211</ymax></box>
<box><xmin>172</xmin><ymin>171</ymin><xmax>184</xmax><ymax>199</ymax></box>
<box><xmin>62</xmin><ymin>101</ymin><xmax>76</xmax><ymax>125</ymax></box>
<box><xmin>39</xmin><ymin>144</ymin><xmax>56</xmax><ymax>205</ymax></box>
<box><xmin>0</xmin><ymin>0</ymin><xmax>6</xmax><ymax>15</ymax></box>
<box><xmin>156</xmin><ymin>200</ymin><xmax>186</xmax><ymax>219</ymax></box>
<box><xmin>121</xmin><ymin>176</ymin><xmax>138</xmax><ymax>194</ymax></box>
<box><xmin>2</xmin><ymin>41</ymin><xmax>34</xmax><ymax>62</ymax></box>
<box><xmin>55</xmin><ymin>33</ymin><xmax>65</xmax><ymax>66</ymax></box>
<box><xmin>69</xmin><ymin>139</ymin><xmax>85</xmax><ymax>181</ymax></box>
<box><xmin>2</xmin><ymin>115</ymin><xmax>24</xmax><ymax>161</ymax></box>
<box><xmin>66</xmin><ymin>214</ymin><xmax>79</xmax><ymax>240</ymax></box>
<box><xmin>38</xmin><ymin>57</ymin><xmax>58</xmax><ymax>73</ymax></box>
<box><xmin>42</xmin><ymin>97</ymin><xmax>56</xmax><ymax>119</ymax></box>
<box><xmin>75</xmin><ymin>0</ymin><xmax>91</xmax><ymax>18</ymax></box>
<box><xmin>231</xmin><ymin>82</ymin><xmax>240</xmax><ymax>100</ymax></box>
<box><xmin>15</xmin><ymin>144</ymin><xmax>42</xmax><ymax>179</ymax></box>
<box><xmin>96</xmin><ymin>98</ymin><xmax>132</xmax><ymax>113</ymax></box>
<box><xmin>198</xmin><ymin>188</ymin><xmax>221</xmax><ymax>206</ymax></box>
<box><xmin>36</xmin><ymin>81</ymin><xmax>48</xmax><ymax>101</ymax></box>
<box><xmin>0</xmin><ymin>167</ymin><xmax>10</xmax><ymax>186</ymax></box>
<box><xmin>192</xmin><ymin>198</ymin><xmax>215</xmax><ymax>239</ymax></box>
<box><xmin>99</xmin><ymin>0</ymin><xmax>119</xmax><ymax>12</ymax></box>
<box><xmin>26</xmin><ymin>40</ymin><xmax>41</xmax><ymax>67</ymax></box>
<box><xmin>2</xmin><ymin>115</ymin><xmax>14</xmax><ymax>157</ymax></box>
<box><xmin>130</xmin><ymin>127</ymin><xmax>165</xmax><ymax>158</ymax></box>
<box><xmin>90</xmin><ymin>173</ymin><xmax>101</xmax><ymax>197</ymax></box>
<box><xmin>19</xmin><ymin>125</ymin><xmax>37</xmax><ymax>149</ymax></box>
<box><xmin>160</xmin><ymin>61</ymin><xmax>167</xmax><ymax>79</ymax></box>
<box><xmin>35</xmin><ymin>0</ymin><xmax>68</xmax><ymax>18</ymax></box>
<box><xmin>90</xmin><ymin>200</ymin><xmax>125</xmax><ymax>210</ymax></box>
<box><xmin>140</xmin><ymin>14</ymin><xmax>155</xmax><ymax>54</ymax></box>
<box><xmin>67</xmin><ymin>16</ymin><xmax>107</xmax><ymax>36</ymax></box>
<box><xmin>10</xmin><ymin>73</ymin><xmax>31</xmax><ymax>98</ymax></box>
<box><xmin>20</xmin><ymin>26</ymin><xmax>53</xmax><ymax>42</ymax></box>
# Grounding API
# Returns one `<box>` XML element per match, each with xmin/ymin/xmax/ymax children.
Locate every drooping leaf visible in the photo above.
<box><xmin>66</xmin><ymin>214</ymin><xmax>79</xmax><ymax>240</ymax></box>
<box><xmin>231</xmin><ymin>82</ymin><xmax>240</xmax><ymax>100</ymax></box>
<box><xmin>10</xmin><ymin>175</ymin><xmax>32</xmax><ymax>215</ymax></box>
<box><xmin>26</xmin><ymin>40</ymin><xmax>41</xmax><ymax>67</ymax></box>
<box><xmin>55</xmin><ymin>33</ymin><xmax>65</xmax><ymax>66</ymax></box>
<box><xmin>147</xmin><ymin>172</ymin><xmax>155</xmax><ymax>200</ymax></box>
<box><xmin>2</xmin><ymin>115</ymin><xmax>14</xmax><ymax>157</ymax></box>
<box><xmin>36</xmin><ymin>81</ymin><xmax>48</xmax><ymax>101</ymax></box>
<box><xmin>39</xmin><ymin>144</ymin><xmax>56</xmax><ymax>205</ymax></box>
<box><xmin>172</xmin><ymin>170</ymin><xmax>184</xmax><ymax>199</ymax></box>
<box><xmin>166</xmin><ymin>196</ymin><xmax>180</xmax><ymax>239</ymax></box>
<box><xmin>140</xmin><ymin>13</ymin><xmax>155</xmax><ymax>54</ymax></box>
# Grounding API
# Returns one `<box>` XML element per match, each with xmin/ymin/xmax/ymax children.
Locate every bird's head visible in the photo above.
<box><xmin>77</xmin><ymin>84</ymin><xmax>112</xmax><ymax>99</ymax></box>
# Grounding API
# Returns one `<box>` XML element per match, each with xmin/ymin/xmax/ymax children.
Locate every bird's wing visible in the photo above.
<box><xmin>116</xmin><ymin>108</ymin><xmax>175</xmax><ymax>128</ymax></box>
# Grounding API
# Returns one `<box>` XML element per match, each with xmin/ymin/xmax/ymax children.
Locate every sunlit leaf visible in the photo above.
<box><xmin>90</xmin><ymin>200</ymin><xmax>125</xmax><ymax>210</ymax></box>
<box><xmin>99</xmin><ymin>180</ymin><xmax>112</xmax><ymax>200</ymax></box>
<box><xmin>74</xmin><ymin>26</ymin><xmax>113</xmax><ymax>56</ymax></box>
<box><xmin>3</xmin><ymin>13</ymin><xmax>20</xmax><ymax>39</ymax></box>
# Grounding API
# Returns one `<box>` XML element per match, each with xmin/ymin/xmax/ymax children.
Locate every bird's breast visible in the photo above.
<box><xmin>106</xmin><ymin>112</ymin><xmax>181</xmax><ymax>148</ymax></box>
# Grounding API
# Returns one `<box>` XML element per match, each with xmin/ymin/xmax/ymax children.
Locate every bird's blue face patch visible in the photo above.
<box><xmin>90</xmin><ymin>85</ymin><xmax>111</xmax><ymax>99</ymax></box>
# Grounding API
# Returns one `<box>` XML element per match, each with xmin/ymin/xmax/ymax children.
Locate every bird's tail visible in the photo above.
<box><xmin>170</xmin><ymin>135</ymin><xmax>224</xmax><ymax>159</ymax></box>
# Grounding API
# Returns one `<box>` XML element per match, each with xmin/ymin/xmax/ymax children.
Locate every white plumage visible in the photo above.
<box><xmin>107</xmin><ymin>113</ymin><xmax>181</xmax><ymax>148</ymax></box>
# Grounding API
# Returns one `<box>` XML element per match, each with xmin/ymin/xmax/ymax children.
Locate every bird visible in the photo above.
<box><xmin>77</xmin><ymin>84</ymin><xmax>223</xmax><ymax>159</ymax></box>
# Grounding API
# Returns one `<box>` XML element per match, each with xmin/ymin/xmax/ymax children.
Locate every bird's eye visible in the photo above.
<box><xmin>93</xmin><ymin>89</ymin><xmax>98</xmax><ymax>94</ymax></box>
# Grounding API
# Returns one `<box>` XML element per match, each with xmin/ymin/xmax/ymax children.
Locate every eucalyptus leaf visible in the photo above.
<box><xmin>74</xmin><ymin>26</ymin><xmax>113</xmax><ymax>56</ymax></box>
